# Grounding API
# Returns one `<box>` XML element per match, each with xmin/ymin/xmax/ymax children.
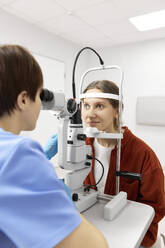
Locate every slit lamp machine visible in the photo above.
<box><xmin>40</xmin><ymin>47</ymin><xmax>142</xmax><ymax>220</ymax></box>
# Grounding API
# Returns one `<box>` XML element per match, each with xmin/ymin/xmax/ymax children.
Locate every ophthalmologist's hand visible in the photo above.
<box><xmin>44</xmin><ymin>134</ymin><xmax>58</xmax><ymax>160</ymax></box>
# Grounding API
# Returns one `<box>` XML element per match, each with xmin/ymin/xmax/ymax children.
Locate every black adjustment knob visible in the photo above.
<box><xmin>77</xmin><ymin>134</ymin><xmax>86</xmax><ymax>141</ymax></box>
<box><xmin>72</xmin><ymin>193</ymin><xmax>79</xmax><ymax>202</ymax></box>
<box><xmin>85</xmin><ymin>162</ymin><xmax>91</xmax><ymax>166</ymax></box>
<box><xmin>67</xmin><ymin>140</ymin><xmax>73</xmax><ymax>144</ymax></box>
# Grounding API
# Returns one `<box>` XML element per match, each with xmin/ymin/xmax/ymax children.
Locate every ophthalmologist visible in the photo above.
<box><xmin>0</xmin><ymin>44</ymin><xmax>108</xmax><ymax>248</ymax></box>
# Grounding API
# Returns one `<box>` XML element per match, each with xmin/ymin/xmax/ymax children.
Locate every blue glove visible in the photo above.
<box><xmin>59</xmin><ymin>179</ymin><xmax>72</xmax><ymax>200</ymax></box>
<box><xmin>44</xmin><ymin>134</ymin><xmax>58</xmax><ymax>160</ymax></box>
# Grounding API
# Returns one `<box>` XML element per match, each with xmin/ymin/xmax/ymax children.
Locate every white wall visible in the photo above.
<box><xmin>88</xmin><ymin>39</ymin><xmax>165</xmax><ymax>167</ymax></box>
<box><xmin>0</xmin><ymin>9</ymin><xmax>88</xmax><ymax>96</ymax></box>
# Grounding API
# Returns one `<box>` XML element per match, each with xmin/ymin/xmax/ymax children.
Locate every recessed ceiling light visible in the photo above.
<box><xmin>129</xmin><ymin>9</ymin><xmax>165</xmax><ymax>31</ymax></box>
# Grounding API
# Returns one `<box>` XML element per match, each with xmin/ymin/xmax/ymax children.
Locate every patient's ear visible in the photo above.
<box><xmin>114</xmin><ymin>108</ymin><xmax>119</xmax><ymax>118</ymax></box>
<box><xmin>16</xmin><ymin>91</ymin><xmax>29</xmax><ymax>111</ymax></box>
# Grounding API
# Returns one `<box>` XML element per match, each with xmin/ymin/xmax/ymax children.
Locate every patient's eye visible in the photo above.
<box><xmin>96</xmin><ymin>104</ymin><xmax>104</xmax><ymax>109</ymax></box>
<box><xmin>83</xmin><ymin>103</ymin><xmax>90</xmax><ymax>110</ymax></box>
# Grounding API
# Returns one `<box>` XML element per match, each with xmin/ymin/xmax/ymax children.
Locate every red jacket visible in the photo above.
<box><xmin>84</xmin><ymin>127</ymin><xmax>165</xmax><ymax>247</ymax></box>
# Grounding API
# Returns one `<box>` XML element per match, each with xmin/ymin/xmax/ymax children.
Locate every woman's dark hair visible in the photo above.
<box><xmin>0</xmin><ymin>45</ymin><xmax>43</xmax><ymax>117</ymax></box>
<box><xmin>83</xmin><ymin>80</ymin><xmax>121</xmax><ymax>129</ymax></box>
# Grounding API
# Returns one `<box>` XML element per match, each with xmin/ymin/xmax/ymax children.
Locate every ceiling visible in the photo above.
<box><xmin>1</xmin><ymin>0</ymin><xmax>165</xmax><ymax>48</ymax></box>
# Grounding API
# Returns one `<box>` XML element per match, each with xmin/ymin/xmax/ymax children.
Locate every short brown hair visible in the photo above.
<box><xmin>0</xmin><ymin>45</ymin><xmax>43</xmax><ymax>117</ymax></box>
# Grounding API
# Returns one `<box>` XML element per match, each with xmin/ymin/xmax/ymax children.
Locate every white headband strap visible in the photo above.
<box><xmin>79</xmin><ymin>93</ymin><xmax>119</xmax><ymax>101</ymax></box>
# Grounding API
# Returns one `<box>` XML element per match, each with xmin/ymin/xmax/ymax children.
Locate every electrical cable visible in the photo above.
<box><xmin>84</xmin><ymin>156</ymin><xmax>104</xmax><ymax>191</ymax></box>
<box><xmin>72</xmin><ymin>47</ymin><xmax>104</xmax><ymax>99</ymax></box>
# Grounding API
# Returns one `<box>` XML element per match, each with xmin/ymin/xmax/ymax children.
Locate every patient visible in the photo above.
<box><xmin>81</xmin><ymin>80</ymin><xmax>165</xmax><ymax>248</ymax></box>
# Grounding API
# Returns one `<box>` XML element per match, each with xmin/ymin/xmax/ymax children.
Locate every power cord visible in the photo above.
<box><xmin>84</xmin><ymin>155</ymin><xmax>104</xmax><ymax>192</ymax></box>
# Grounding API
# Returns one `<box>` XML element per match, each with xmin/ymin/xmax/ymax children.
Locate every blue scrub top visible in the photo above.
<box><xmin>0</xmin><ymin>128</ymin><xmax>81</xmax><ymax>248</ymax></box>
